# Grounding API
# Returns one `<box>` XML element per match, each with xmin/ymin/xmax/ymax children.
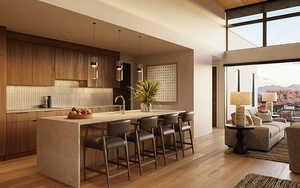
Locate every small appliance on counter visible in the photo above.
<box><xmin>47</xmin><ymin>96</ymin><xmax>52</xmax><ymax>108</ymax></box>
<box><xmin>39</xmin><ymin>96</ymin><xmax>52</xmax><ymax>108</ymax></box>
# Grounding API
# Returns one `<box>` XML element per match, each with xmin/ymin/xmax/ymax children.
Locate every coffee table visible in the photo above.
<box><xmin>226</xmin><ymin>124</ymin><xmax>255</xmax><ymax>154</ymax></box>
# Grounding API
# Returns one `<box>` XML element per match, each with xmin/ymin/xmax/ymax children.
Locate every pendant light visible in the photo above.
<box><xmin>89</xmin><ymin>22</ymin><xmax>98</xmax><ymax>80</ymax></box>
<box><xmin>116</xmin><ymin>29</ymin><xmax>123</xmax><ymax>81</ymax></box>
<box><xmin>137</xmin><ymin>35</ymin><xmax>144</xmax><ymax>82</ymax></box>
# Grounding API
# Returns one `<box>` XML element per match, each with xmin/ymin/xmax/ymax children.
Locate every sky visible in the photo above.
<box><xmin>256</xmin><ymin>63</ymin><xmax>300</xmax><ymax>87</ymax></box>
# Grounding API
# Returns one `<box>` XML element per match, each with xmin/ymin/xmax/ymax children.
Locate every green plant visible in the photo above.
<box><xmin>131</xmin><ymin>80</ymin><xmax>159</xmax><ymax>104</ymax></box>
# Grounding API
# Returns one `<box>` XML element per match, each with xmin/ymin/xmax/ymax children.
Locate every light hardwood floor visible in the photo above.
<box><xmin>0</xmin><ymin>128</ymin><xmax>299</xmax><ymax>188</ymax></box>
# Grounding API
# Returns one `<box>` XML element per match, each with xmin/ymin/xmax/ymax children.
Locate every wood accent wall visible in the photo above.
<box><xmin>0</xmin><ymin>27</ymin><xmax>7</xmax><ymax>159</ymax></box>
<box><xmin>6</xmin><ymin>31</ymin><xmax>120</xmax><ymax>87</ymax></box>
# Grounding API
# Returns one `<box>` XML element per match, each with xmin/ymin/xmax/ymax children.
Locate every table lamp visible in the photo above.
<box><xmin>230</xmin><ymin>92</ymin><xmax>252</xmax><ymax>127</ymax></box>
<box><xmin>262</xmin><ymin>92</ymin><xmax>277</xmax><ymax>114</ymax></box>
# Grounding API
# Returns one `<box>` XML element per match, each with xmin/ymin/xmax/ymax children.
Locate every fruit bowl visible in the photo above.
<box><xmin>67</xmin><ymin>107</ymin><xmax>93</xmax><ymax>119</ymax></box>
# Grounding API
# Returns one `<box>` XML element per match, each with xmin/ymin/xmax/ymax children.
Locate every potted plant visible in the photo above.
<box><xmin>131</xmin><ymin>80</ymin><xmax>159</xmax><ymax>112</ymax></box>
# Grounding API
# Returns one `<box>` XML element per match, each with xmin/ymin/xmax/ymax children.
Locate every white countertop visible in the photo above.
<box><xmin>7</xmin><ymin>105</ymin><xmax>120</xmax><ymax>114</ymax></box>
<box><xmin>40</xmin><ymin>109</ymin><xmax>185</xmax><ymax>125</ymax></box>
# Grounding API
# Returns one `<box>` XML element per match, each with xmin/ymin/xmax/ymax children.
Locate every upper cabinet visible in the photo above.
<box><xmin>32</xmin><ymin>44</ymin><xmax>55</xmax><ymax>86</ymax></box>
<box><xmin>6</xmin><ymin>33</ymin><xmax>119</xmax><ymax>88</ymax></box>
<box><xmin>55</xmin><ymin>48</ymin><xmax>88</xmax><ymax>81</ymax></box>
<box><xmin>102</xmin><ymin>55</ymin><xmax>120</xmax><ymax>88</ymax></box>
<box><xmin>7</xmin><ymin>39</ymin><xmax>33</xmax><ymax>86</ymax></box>
<box><xmin>7</xmin><ymin>39</ymin><xmax>55</xmax><ymax>86</ymax></box>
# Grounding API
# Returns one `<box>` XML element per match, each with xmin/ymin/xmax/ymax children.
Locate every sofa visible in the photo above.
<box><xmin>225</xmin><ymin>108</ymin><xmax>290</xmax><ymax>151</ymax></box>
<box><xmin>286</xmin><ymin>123</ymin><xmax>300</xmax><ymax>174</ymax></box>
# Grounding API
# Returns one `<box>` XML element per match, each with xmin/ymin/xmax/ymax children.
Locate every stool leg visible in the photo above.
<box><xmin>160</xmin><ymin>132</ymin><xmax>167</xmax><ymax>166</ymax></box>
<box><xmin>173</xmin><ymin>132</ymin><xmax>179</xmax><ymax>161</ymax></box>
<box><xmin>116</xmin><ymin>148</ymin><xmax>120</xmax><ymax>168</ymax></box>
<box><xmin>136</xmin><ymin>139</ymin><xmax>143</xmax><ymax>175</ymax></box>
<box><xmin>103</xmin><ymin>147</ymin><xmax>110</xmax><ymax>188</ymax></box>
<box><xmin>152</xmin><ymin>137</ymin><xmax>158</xmax><ymax>169</ymax></box>
<box><xmin>142</xmin><ymin>141</ymin><xmax>145</xmax><ymax>161</ymax></box>
<box><xmin>188</xmin><ymin>128</ymin><xmax>195</xmax><ymax>154</ymax></box>
<box><xmin>83</xmin><ymin>146</ymin><xmax>87</xmax><ymax>181</ymax></box>
<box><xmin>179</xmin><ymin>129</ymin><xmax>185</xmax><ymax>158</ymax></box>
<box><xmin>124</xmin><ymin>143</ymin><xmax>131</xmax><ymax>180</ymax></box>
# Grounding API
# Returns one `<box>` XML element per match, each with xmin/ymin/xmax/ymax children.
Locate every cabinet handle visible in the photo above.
<box><xmin>33</xmin><ymin>120</ymin><xmax>38</xmax><ymax>122</ymax></box>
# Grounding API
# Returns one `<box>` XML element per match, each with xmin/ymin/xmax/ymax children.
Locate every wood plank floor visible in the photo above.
<box><xmin>0</xmin><ymin>128</ymin><xmax>300</xmax><ymax>188</ymax></box>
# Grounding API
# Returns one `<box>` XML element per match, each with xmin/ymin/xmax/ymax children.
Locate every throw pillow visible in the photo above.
<box><xmin>256</xmin><ymin>111</ymin><xmax>273</xmax><ymax>122</ymax></box>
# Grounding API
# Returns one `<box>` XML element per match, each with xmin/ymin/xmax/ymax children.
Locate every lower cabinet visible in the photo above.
<box><xmin>6</xmin><ymin>112</ymin><xmax>38</xmax><ymax>157</ymax></box>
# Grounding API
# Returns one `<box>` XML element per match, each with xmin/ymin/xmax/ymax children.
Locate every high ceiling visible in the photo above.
<box><xmin>0</xmin><ymin>0</ymin><xmax>188</xmax><ymax>57</ymax></box>
<box><xmin>216</xmin><ymin>0</ymin><xmax>268</xmax><ymax>10</ymax></box>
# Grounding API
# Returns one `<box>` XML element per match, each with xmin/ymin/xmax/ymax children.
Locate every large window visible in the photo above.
<box><xmin>267</xmin><ymin>16</ymin><xmax>300</xmax><ymax>45</ymax></box>
<box><xmin>226</xmin><ymin>0</ymin><xmax>300</xmax><ymax>51</ymax></box>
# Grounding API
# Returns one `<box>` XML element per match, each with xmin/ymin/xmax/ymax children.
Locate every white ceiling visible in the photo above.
<box><xmin>0</xmin><ymin>0</ymin><xmax>188</xmax><ymax>56</ymax></box>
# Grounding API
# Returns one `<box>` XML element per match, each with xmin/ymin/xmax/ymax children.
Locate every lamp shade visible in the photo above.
<box><xmin>262</xmin><ymin>92</ymin><xmax>277</xmax><ymax>102</ymax></box>
<box><xmin>230</xmin><ymin>92</ymin><xmax>252</xmax><ymax>105</ymax></box>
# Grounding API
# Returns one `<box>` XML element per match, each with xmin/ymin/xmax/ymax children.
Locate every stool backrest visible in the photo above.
<box><xmin>181</xmin><ymin>111</ymin><xmax>194</xmax><ymax>122</ymax></box>
<box><xmin>107</xmin><ymin>120</ymin><xmax>130</xmax><ymax>137</ymax></box>
<box><xmin>162</xmin><ymin>113</ymin><xmax>179</xmax><ymax>125</ymax></box>
<box><xmin>140</xmin><ymin>116</ymin><xmax>158</xmax><ymax>131</ymax></box>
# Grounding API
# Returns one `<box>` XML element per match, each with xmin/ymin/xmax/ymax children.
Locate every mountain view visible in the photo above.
<box><xmin>258</xmin><ymin>84</ymin><xmax>300</xmax><ymax>94</ymax></box>
<box><xmin>258</xmin><ymin>84</ymin><xmax>300</xmax><ymax>105</ymax></box>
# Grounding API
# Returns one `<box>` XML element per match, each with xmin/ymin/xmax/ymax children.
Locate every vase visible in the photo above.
<box><xmin>140</xmin><ymin>103</ymin><xmax>152</xmax><ymax>112</ymax></box>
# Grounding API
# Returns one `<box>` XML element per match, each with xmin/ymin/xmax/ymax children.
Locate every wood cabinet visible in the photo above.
<box><xmin>55</xmin><ymin>48</ymin><xmax>88</xmax><ymax>81</ymax></box>
<box><xmin>7</xmin><ymin>39</ymin><xmax>33</xmax><ymax>85</ymax></box>
<box><xmin>77</xmin><ymin>51</ymin><xmax>88</xmax><ymax>81</ymax></box>
<box><xmin>102</xmin><ymin>55</ymin><xmax>120</xmax><ymax>88</ymax></box>
<box><xmin>6</xmin><ymin>112</ymin><xmax>37</xmax><ymax>156</ymax></box>
<box><xmin>32</xmin><ymin>44</ymin><xmax>55</xmax><ymax>86</ymax></box>
<box><xmin>7</xmin><ymin>39</ymin><xmax>55</xmax><ymax>86</ymax></box>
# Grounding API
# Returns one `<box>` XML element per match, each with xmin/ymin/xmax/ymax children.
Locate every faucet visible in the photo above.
<box><xmin>114</xmin><ymin>95</ymin><xmax>126</xmax><ymax>114</ymax></box>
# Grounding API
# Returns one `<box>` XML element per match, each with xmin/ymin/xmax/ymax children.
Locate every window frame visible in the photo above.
<box><xmin>226</xmin><ymin>2</ymin><xmax>300</xmax><ymax>51</ymax></box>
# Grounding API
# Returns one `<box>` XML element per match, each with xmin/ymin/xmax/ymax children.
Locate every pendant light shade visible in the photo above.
<box><xmin>116</xmin><ymin>29</ymin><xmax>123</xmax><ymax>82</ymax></box>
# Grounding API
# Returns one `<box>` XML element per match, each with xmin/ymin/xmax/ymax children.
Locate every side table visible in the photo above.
<box><xmin>226</xmin><ymin>124</ymin><xmax>255</xmax><ymax>154</ymax></box>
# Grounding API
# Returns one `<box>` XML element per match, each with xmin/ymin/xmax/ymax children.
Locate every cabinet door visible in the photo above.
<box><xmin>32</xmin><ymin>44</ymin><xmax>55</xmax><ymax>86</ymax></box>
<box><xmin>6</xmin><ymin>112</ymin><xmax>37</xmax><ymax>156</ymax></box>
<box><xmin>55</xmin><ymin>48</ymin><xmax>78</xmax><ymax>80</ymax></box>
<box><xmin>77</xmin><ymin>51</ymin><xmax>88</xmax><ymax>81</ymax></box>
<box><xmin>103</xmin><ymin>55</ymin><xmax>120</xmax><ymax>88</ymax></box>
<box><xmin>7</xmin><ymin>40</ymin><xmax>33</xmax><ymax>85</ymax></box>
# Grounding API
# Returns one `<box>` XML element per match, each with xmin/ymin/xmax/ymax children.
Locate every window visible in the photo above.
<box><xmin>228</xmin><ymin>14</ymin><xmax>263</xmax><ymax>25</ymax></box>
<box><xmin>147</xmin><ymin>64</ymin><xmax>177</xmax><ymax>103</ymax></box>
<box><xmin>226</xmin><ymin>0</ymin><xmax>300</xmax><ymax>50</ymax></box>
<box><xmin>267</xmin><ymin>6</ymin><xmax>300</xmax><ymax>17</ymax></box>
<box><xmin>267</xmin><ymin>16</ymin><xmax>300</xmax><ymax>45</ymax></box>
<box><xmin>228</xmin><ymin>23</ymin><xmax>263</xmax><ymax>50</ymax></box>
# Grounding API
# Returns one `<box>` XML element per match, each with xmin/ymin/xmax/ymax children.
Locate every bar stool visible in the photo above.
<box><xmin>127</xmin><ymin>116</ymin><xmax>158</xmax><ymax>175</ymax></box>
<box><xmin>176</xmin><ymin>111</ymin><xmax>195</xmax><ymax>157</ymax></box>
<box><xmin>156</xmin><ymin>113</ymin><xmax>179</xmax><ymax>166</ymax></box>
<box><xmin>83</xmin><ymin>120</ymin><xmax>131</xmax><ymax>188</ymax></box>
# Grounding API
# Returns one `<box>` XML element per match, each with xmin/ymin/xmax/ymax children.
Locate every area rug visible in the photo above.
<box><xmin>234</xmin><ymin>173</ymin><xmax>300</xmax><ymax>188</ymax></box>
<box><xmin>246</xmin><ymin>138</ymin><xmax>289</xmax><ymax>163</ymax></box>
<box><xmin>226</xmin><ymin>138</ymin><xmax>289</xmax><ymax>163</ymax></box>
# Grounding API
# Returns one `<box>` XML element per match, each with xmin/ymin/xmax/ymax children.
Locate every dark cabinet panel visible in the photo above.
<box><xmin>6</xmin><ymin>112</ymin><xmax>37</xmax><ymax>156</ymax></box>
<box><xmin>7</xmin><ymin>40</ymin><xmax>33</xmax><ymax>85</ymax></box>
<box><xmin>103</xmin><ymin>56</ymin><xmax>119</xmax><ymax>88</ymax></box>
<box><xmin>32</xmin><ymin>44</ymin><xmax>55</xmax><ymax>86</ymax></box>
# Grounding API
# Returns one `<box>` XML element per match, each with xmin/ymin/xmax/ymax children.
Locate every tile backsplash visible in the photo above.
<box><xmin>7</xmin><ymin>85</ymin><xmax>113</xmax><ymax>110</ymax></box>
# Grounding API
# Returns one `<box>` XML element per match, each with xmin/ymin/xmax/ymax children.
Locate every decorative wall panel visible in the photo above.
<box><xmin>147</xmin><ymin>64</ymin><xmax>177</xmax><ymax>103</ymax></box>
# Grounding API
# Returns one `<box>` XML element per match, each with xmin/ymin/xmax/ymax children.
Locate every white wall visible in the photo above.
<box><xmin>194</xmin><ymin>51</ymin><xmax>213</xmax><ymax>136</ymax></box>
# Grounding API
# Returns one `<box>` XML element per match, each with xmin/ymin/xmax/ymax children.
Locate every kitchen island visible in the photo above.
<box><xmin>37</xmin><ymin>109</ymin><xmax>184</xmax><ymax>188</ymax></box>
